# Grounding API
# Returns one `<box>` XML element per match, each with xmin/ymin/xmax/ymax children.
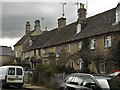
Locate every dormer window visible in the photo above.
<box><xmin>116</xmin><ymin>3</ymin><xmax>120</xmax><ymax>23</ymax></box>
<box><xmin>76</xmin><ymin>23</ymin><xmax>81</xmax><ymax>34</ymax></box>
<box><xmin>29</xmin><ymin>39</ymin><xmax>32</xmax><ymax>46</ymax></box>
<box><xmin>116</xmin><ymin>10</ymin><xmax>120</xmax><ymax>23</ymax></box>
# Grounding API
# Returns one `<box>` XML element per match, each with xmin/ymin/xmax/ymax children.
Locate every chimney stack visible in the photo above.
<box><xmin>77</xmin><ymin>3</ymin><xmax>86</xmax><ymax>23</ymax></box>
<box><xmin>33</xmin><ymin>19</ymin><xmax>42</xmax><ymax>35</ymax></box>
<box><xmin>34</xmin><ymin>19</ymin><xmax>41</xmax><ymax>30</ymax></box>
<box><xmin>25</xmin><ymin>21</ymin><xmax>31</xmax><ymax>35</ymax></box>
<box><xmin>58</xmin><ymin>17</ymin><xmax>66</xmax><ymax>29</ymax></box>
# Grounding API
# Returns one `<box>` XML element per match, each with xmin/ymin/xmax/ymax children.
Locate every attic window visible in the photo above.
<box><xmin>76</xmin><ymin>23</ymin><xmax>81</xmax><ymax>34</ymax></box>
<box><xmin>116</xmin><ymin>3</ymin><xmax>120</xmax><ymax>23</ymax></box>
<box><xmin>116</xmin><ymin>10</ymin><xmax>120</xmax><ymax>23</ymax></box>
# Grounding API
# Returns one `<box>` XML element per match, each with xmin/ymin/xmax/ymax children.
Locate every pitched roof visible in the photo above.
<box><xmin>25</xmin><ymin>7</ymin><xmax>120</xmax><ymax>51</ymax></box>
<box><xmin>71</xmin><ymin>8</ymin><xmax>120</xmax><ymax>41</ymax></box>
<box><xmin>24</xmin><ymin>29</ymin><xmax>58</xmax><ymax>51</ymax></box>
<box><xmin>14</xmin><ymin>31</ymin><xmax>34</xmax><ymax>46</ymax></box>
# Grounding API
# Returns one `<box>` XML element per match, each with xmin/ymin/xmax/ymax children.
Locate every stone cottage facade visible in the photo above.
<box><xmin>14</xmin><ymin>2</ymin><xmax>120</xmax><ymax>73</ymax></box>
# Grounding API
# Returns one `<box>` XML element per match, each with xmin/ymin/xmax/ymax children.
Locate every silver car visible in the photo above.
<box><xmin>59</xmin><ymin>73</ymin><xmax>120</xmax><ymax>90</ymax></box>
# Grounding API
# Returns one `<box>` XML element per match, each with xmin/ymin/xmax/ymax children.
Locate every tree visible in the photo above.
<box><xmin>79</xmin><ymin>39</ymin><xmax>90</xmax><ymax>73</ymax></box>
<box><xmin>111</xmin><ymin>39</ymin><xmax>120</xmax><ymax>69</ymax></box>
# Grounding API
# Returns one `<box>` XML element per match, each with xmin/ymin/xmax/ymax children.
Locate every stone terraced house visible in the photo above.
<box><xmin>14</xmin><ymin>2</ymin><xmax>120</xmax><ymax>73</ymax></box>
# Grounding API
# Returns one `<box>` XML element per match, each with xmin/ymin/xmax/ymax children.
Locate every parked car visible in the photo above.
<box><xmin>110</xmin><ymin>70</ymin><xmax>120</xmax><ymax>78</ymax></box>
<box><xmin>59</xmin><ymin>73</ymin><xmax>120</xmax><ymax>90</ymax></box>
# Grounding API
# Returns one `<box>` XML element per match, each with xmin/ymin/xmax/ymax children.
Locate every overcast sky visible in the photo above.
<box><xmin>1</xmin><ymin>0</ymin><xmax>120</xmax><ymax>49</ymax></box>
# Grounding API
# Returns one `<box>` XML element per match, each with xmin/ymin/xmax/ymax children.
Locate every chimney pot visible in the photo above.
<box><xmin>80</xmin><ymin>3</ymin><xmax>85</xmax><ymax>9</ymax></box>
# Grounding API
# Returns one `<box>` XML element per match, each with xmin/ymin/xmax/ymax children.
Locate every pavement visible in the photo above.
<box><xmin>23</xmin><ymin>83</ymin><xmax>55</xmax><ymax>90</ymax></box>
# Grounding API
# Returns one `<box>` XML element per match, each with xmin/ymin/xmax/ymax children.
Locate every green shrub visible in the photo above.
<box><xmin>32</xmin><ymin>63</ymin><xmax>55</xmax><ymax>84</ymax></box>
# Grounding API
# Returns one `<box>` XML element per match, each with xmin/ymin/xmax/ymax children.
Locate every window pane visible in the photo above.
<box><xmin>83</xmin><ymin>77</ymin><xmax>96</xmax><ymax>86</ymax></box>
<box><xmin>105</xmin><ymin>36</ymin><xmax>111</xmax><ymax>47</ymax></box>
<box><xmin>90</xmin><ymin>39</ymin><xmax>95</xmax><ymax>49</ymax></box>
<box><xmin>8</xmin><ymin>68</ymin><xmax>15</xmax><ymax>75</ymax></box>
<box><xmin>96</xmin><ymin>79</ymin><xmax>109</xmax><ymax>89</ymax></box>
<box><xmin>67</xmin><ymin>44</ymin><xmax>71</xmax><ymax>52</ymax></box>
<box><xmin>78</xmin><ymin>42</ymin><xmax>82</xmax><ymax>51</ymax></box>
<box><xmin>16</xmin><ymin>68</ymin><xmax>22</xmax><ymax>75</ymax></box>
<box><xmin>56</xmin><ymin>47</ymin><xmax>60</xmax><ymax>57</ymax></box>
<box><xmin>73</xmin><ymin>76</ymin><xmax>84</xmax><ymax>85</ymax></box>
<box><xmin>65</xmin><ymin>76</ymin><xmax>74</xmax><ymax>83</ymax></box>
<box><xmin>76</xmin><ymin>24</ymin><xmax>81</xmax><ymax>34</ymax></box>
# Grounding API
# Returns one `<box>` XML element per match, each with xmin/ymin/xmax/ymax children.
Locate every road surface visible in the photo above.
<box><xmin>1</xmin><ymin>85</ymin><xmax>54</xmax><ymax>90</ymax></box>
<box><xmin>2</xmin><ymin>85</ymin><xmax>32</xmax><ymax>90</ymax></box>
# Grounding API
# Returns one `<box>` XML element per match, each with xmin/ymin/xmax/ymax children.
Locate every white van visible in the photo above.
<box><xmin>0</xmin><ymin>65</ymin><xmax>24</xmax><ymax>88</ymax></box>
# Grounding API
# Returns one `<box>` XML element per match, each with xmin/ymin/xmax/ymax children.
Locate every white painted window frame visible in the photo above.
<box><xmin>90</xmin><ymin>39</ymin><xmax>96</xmax><ymax>50</ymax></box>
<box><xmin>78</xmin><ymin>41</ymin><xmax>82</xmax><ymax>51</ymax></box>
<box><xmin>104</xmin><ymin>36</ymin><xmax>111</xmax><ymax>47</ymax></box>
<box><xmin>67</xmin><ymin>44</ymin><xmax>71</xmax><ymax>52</ymax></box>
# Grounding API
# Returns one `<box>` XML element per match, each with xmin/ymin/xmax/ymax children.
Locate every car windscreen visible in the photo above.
<box><xmin>16</xmin><ymin>68</ymin><xmax>23</xmax><ymax>75</ymax></box>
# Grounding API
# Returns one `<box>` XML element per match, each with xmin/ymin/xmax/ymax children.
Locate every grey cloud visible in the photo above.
<box><xmin>2</xmin><ymin>2</ymin><xmax>77</xmax><ymax>39</ymax></box>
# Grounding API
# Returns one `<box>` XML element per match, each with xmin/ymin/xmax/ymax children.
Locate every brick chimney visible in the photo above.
<box><xmin>25</xmin><ymin>21</ymin><xmax>31</xmax><ymax>34</ymax></box>
<box><xmin>58</xmin><ymin>17</ymin><xmax>66</xmax><ymax>29</ymax></box>
<box><xmin>77</xmin><ymin>3</ymin><xmax>86</xmax><ymax>23</ymax></box>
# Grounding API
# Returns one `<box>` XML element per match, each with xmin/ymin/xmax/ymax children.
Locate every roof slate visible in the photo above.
<box><xmin>71</xmin><ymin>8</ymin><xmax>120</xmax><ymax>41</ymax></box>
<box><xmin>14</xmin><ymin>31</ymin><xmax>34</xmax><ymax>46</ymax></box>
<box><xmin>18</xmin><ymin>7</ymin><xmax>120</xmax><ymax>52</ymax></box>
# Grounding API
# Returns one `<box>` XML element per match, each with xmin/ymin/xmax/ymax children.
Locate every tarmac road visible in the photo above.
<box><xmin>1</xmin><ymin>85</ymin><xmax>32</xmax><ymax>90</ymax></box>
<box><xmin>1</xmin><ymin>84</ymin><xmax>55</xmax><ymax>90</ymax></box>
